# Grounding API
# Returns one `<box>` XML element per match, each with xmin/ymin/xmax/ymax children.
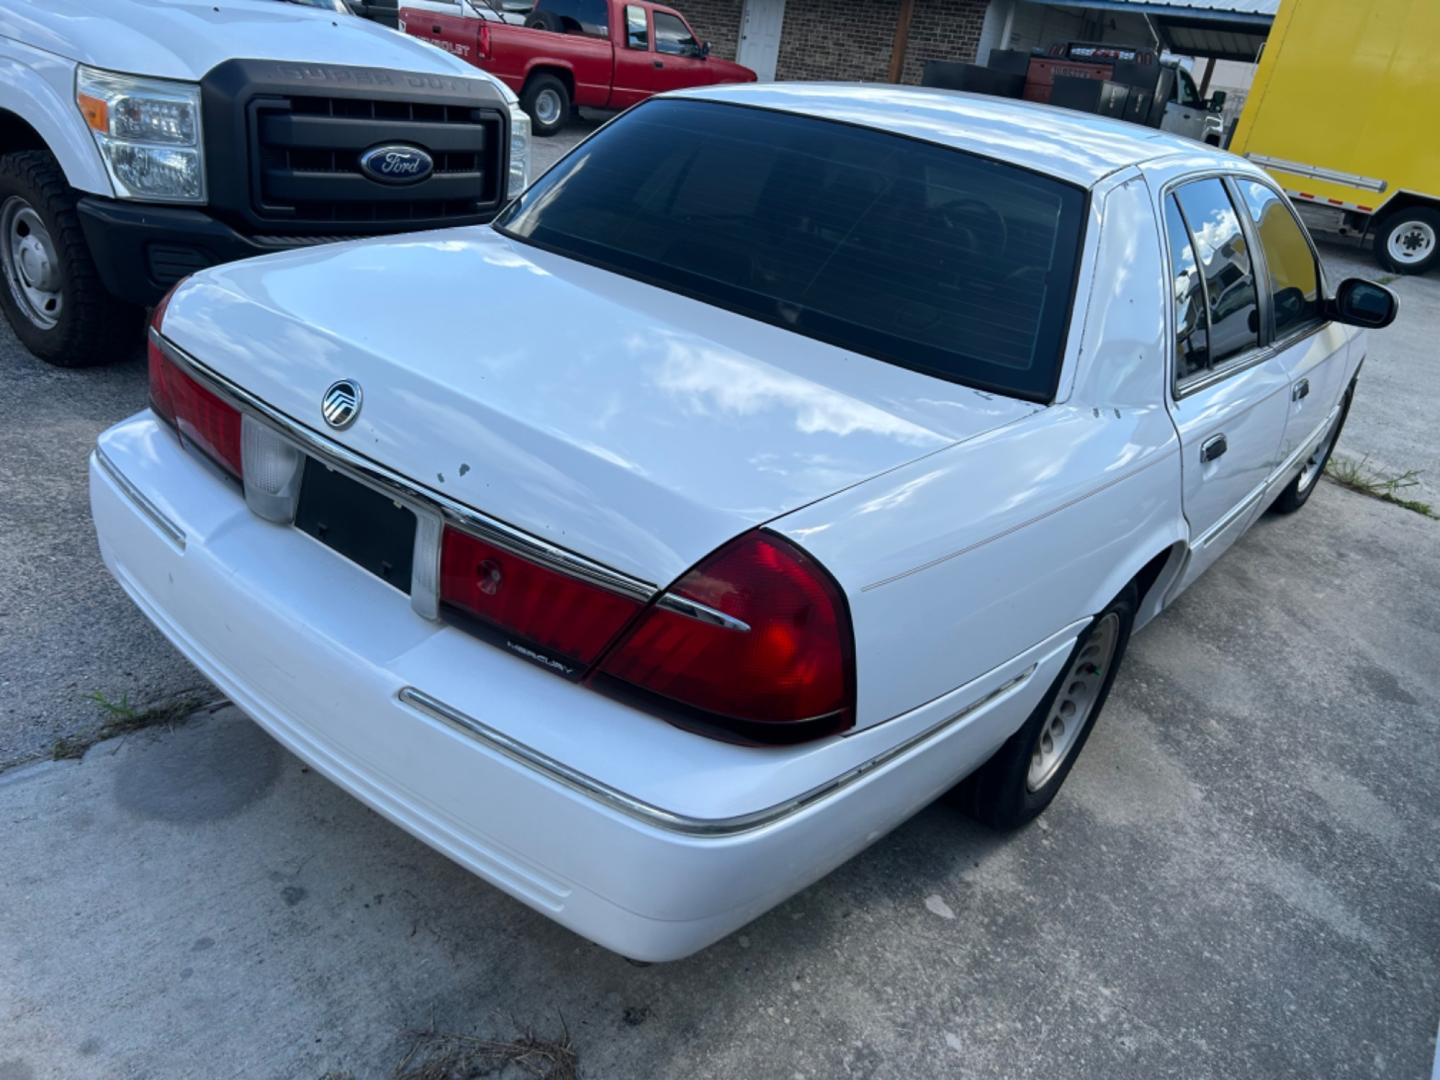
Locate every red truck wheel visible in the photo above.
<box><xmin>522</xmin><ymin>74</ymin><xmax>570</xmax><ymax>137</ymax></box>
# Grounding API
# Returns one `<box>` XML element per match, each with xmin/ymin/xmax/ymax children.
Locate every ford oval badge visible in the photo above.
<box><xmin>358</xmin><ymin>144</ymin><xmax>434</xmax><ymax>185</ymax></box>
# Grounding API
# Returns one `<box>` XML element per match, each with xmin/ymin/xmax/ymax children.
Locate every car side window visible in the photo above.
<box><xmin>536</xmin><ymin>0</ymin><xmax>608</xmax><ymax>37</ymax></box>
<box><xmin>653</xmin><ymin>11</ymin><xmax>697</xmax><ymax>55</ymax></box>
<box><xmin>625</xmin><ymin>4</ymin><xmax>648</xmax><ymax>48</ymax></box>
<box><xmin>1236</xmin><ymin>179</ymin><xmax>1322</xmax><ymax>339</ymax></box>
<box><xmin>1172</xmin><ymin>178</ymin><xmax>1260</xmax><ymax>373</ymax></box>
<box><xmin>1164</xmin><ymin>195</ymin><xmax>1210</xmax><ymax>380</ymax></box>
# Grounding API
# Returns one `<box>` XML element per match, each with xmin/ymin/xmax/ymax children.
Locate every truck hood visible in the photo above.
<box><xmin>162</xmin><ymin>228</ymin><xmax>1036</xmax><ymax>585</ymax></box>
<box><xmin>0</xmin><ymin>0</ymin><xmax>503</xmax><ymax>88</ymax></box>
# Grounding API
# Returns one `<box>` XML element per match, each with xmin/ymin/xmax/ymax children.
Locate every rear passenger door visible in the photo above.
<box><xmin>1161</xmin><ymin>176</ymin><xmax>1292</xmax><ymax>591</ymax></box>
<box><xmin>1232</xmin><ymin>177</ymin><xmax>1354</xmax><ymax>470</ymax></box>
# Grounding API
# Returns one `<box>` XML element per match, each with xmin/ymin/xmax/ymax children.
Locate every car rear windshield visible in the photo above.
<box><xmin>495</xmin><ymin>99</ymin><xmax>1087</xmax><ymax>402</ymax></box>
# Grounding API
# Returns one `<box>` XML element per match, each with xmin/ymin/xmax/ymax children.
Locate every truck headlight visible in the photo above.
<box><xmin>508</xmin><ymin>106</ymin><xmax>531</xmax><ymax>199</ymax></box>
<box><xmin>76</xmin><ymin>66</ymin><xmax>205</xmax><ymax>204</ymax></box>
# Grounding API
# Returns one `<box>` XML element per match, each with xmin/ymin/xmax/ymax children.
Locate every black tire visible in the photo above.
<box><xmin>0</xmin><ymin>149</ymin><xmax>139</xmax><ymax>367</ymax></box>
<box><xmin>1373</xmin><ymin>206</ymin><xmax>1440</xmax><ymax>275</ymax></box>
<box><xmin>523</xmin><ymin>9</ymin><xmax>564</xmax><ymax>31</ymax></box>
<box><xmin>960</xmin><ymin>584</ymin><xmax>1136</xmax><ymax>830</ymax></box>
<box><xmin>521</xmin><ymin>73</ymin><xmax>570</xmax><ymax>137</ymax></box>
<box><xmin>1271</xmin><ymin>386</ymin><xmax>1353</xmax><ymax>514</ymax></box>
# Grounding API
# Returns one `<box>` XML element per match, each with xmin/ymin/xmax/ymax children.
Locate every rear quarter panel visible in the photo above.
<box><xmin>487</xmin><ymin>23</ymin><xmax>614</xmax><ymax>105</ymax></box>
<box><xmin>773</xmin><ymin>172</ymin><xmax>1186</xmax><ymax>729</ymax></box>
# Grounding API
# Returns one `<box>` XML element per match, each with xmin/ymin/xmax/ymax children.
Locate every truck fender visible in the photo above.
<box><xmin>521</xmin><ymin>58</ymin><xmax>576</xmax><ymax>90</ymax></box>
<box><xmin>0</xmin><ymin>52</ymin><xmax>113</xmax><ymax>196</ymax></box>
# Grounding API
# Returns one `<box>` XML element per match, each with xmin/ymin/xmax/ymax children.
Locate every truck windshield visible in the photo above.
<box><xmin>495</xmin><ymin>99</ymin><xmax>1086</xmax><ymax>402</ymax></box>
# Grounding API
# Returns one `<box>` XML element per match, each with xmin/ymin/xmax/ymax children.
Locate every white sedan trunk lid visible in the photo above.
<box><xmin>162</xmin><ymin>228</ymin><xmax>1037</xmax><ymax>584</ymax></box>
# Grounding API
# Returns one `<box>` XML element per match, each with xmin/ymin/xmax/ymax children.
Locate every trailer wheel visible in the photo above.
<box><xmin>1375</xmin><ymin>207</ymin><xmax>1440</xmax><ymax>274</ymax></box>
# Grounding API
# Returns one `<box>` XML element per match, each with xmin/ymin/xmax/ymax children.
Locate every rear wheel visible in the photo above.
<box><xmin>521</xmin><ymin>74</ymin><xmax>570</xmax><ymax>137</ymax></box>
<box><xmin>961</xmin><ymin>585</ymin><xmax>1136</xmax><ymax>830</ymax></box>
<box><xmin>1271</xmin><ymin>387</ymin><xmax>1352</xmax><ymax>514</ymax></box>
<box><xmin>0</xmin><ymin>149</ymin><xmax>138</xmax><ymax>367</ymax></box>
<box><xmin>1374</xmin><ymin>207</ymin><xmax>1440</xmax><ymax>275</ymax></box>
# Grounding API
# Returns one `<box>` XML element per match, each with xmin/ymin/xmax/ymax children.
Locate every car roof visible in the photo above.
<box><xmin>668</xmin><ymin>82</ymin><xmax>1236</xmax><ymax>187</ymax></box>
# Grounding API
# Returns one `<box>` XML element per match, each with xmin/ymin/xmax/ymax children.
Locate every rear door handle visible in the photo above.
<box><xmin>431</xmin><ymin>23</ymin><xmax>443</xmax><ymax>32</ymax></box>
<box><xmin>1201</xmin><ymin>434</ymin><xmax>1228</xmax><ymax>463</ymax></box>
<box><xmin>653</xmin><ymin>59</ymin><xmax>664</xmax><ymax>68</ymax></box>
<box><xmin>1292</xmin><ymin>378</ymin><xmax>1311</xmax><ymax>401</ymax></box>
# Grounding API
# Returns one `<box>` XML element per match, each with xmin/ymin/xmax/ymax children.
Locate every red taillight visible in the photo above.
<box><xmin>597</xmin><ymin>531</ymin><xmax>854</xmax><ymax>739</ymax></box>
<box><xmin>439</xmin><ymin>526</ymin><xmax>644</xmax><ymax>670</ymax></box>
<box><xmin>477</xmin><ymin>21</ymin><xmax>491</xmax><ymax>59</ymax></box>
<box><xmin>147</xmin><ymin>284</ymin><xmax>243</xmax><ymax>479</ymax></box>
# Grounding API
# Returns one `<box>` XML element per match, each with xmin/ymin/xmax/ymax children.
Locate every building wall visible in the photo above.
<box><xmin>677</xmin><ymin>0</ymin><xmax>988</xmax><ymax>85</ymax></box>
<box><xmin>682</xmin><ymin>0</ymin><xmax>745</xmax><ymax>62</ymax></box>
<box><xmin>774</xmin><ymin>0</ymin><xmax>894</xmax><ymax>82</ymax></box>
<box><xmin>899</xmin><ymin>0</ymin><xmax>989</xmax><ymax>85</ymax></box>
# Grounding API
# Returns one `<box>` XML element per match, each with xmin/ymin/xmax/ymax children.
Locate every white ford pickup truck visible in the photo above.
<box><xmin>0</xmin><ymin>0</ymin><xmax>529</xmax><ymax>368</ymax></box>
<box><xmin>90</xmin><ymin>85</ymin><xmax>1397</xmax><ymax>961</ymax></box>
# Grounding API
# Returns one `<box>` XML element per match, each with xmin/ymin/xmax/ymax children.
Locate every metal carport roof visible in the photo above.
<box><xmin>1024</xmin><ymin>0</ymin><xmax>1277</xmax><ymax>61</ymax></box>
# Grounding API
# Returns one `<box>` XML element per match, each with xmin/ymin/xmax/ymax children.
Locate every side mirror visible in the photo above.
<box><xmin>698</xmin><ymin>41</ymin><xmax>711</xmax><ymax>58</ymax></box>
<box><xmin>1331</xmin><ymin>277</ymin><xmax>1399</xmax><ymax>329</ymax></box>
<box><xmin>1207</xmin><ymin>89</ymin><xmax>1227</xmax><ymax>113</ymax></box>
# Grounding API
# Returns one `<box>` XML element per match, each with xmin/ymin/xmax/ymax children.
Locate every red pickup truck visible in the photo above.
<box><xmin>400</xmin><ymin>0</ymin><xmax>756</xmax><ymax>135</ymax></box>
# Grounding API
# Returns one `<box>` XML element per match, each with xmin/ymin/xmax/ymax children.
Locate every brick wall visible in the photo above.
<box><xmin>774</xmin><ymin>0</ymin><xmax>894</xmax><ymax>82</ymax></box>
<box><xmin>900</xmin><ymin>0</ymin><xmax>988</xmax><ymax>85</ymax></box>
<box><xmin>671</xmin><ymin>0</ymin><xmax>988</xmax><ymax>85</ymax></box>
<box><xmin>681</xmin><ymin>0</ymin><xmax>744</xmax><ymax>61</ymax></box>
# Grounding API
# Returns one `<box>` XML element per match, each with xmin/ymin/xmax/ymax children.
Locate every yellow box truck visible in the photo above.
<box><xmin>1230</xmin><ymin>0</ymin><xmax>1440</xmax><ymax>274</ymax></box>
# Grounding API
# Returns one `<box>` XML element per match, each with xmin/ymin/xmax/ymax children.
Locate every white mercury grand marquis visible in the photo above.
<box><xmin>90</xmin><ymin>84</ymin><xmax>1398</xmax><ymax>961</ymax></box>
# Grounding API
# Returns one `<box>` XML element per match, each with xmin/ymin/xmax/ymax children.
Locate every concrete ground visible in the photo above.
<box><xmin>2</xmin><ymin>480</ymin><xmax>1436</xmax><ymax>1079</ymax></box>
<box><xmin>1</xmin><ymin>126</ymin><xmax>1437</xmax><ymax>1078</ymax></box>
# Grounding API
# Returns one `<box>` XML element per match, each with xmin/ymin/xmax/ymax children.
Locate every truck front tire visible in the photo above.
<box><xmin>0</xmin><ymin>150</ymin><xmax>138</xmax><ymax>367</ymax></box>
<box><xmin>1374</xmin><ymin>206</ymin><xmax>1440</xmax><ymax>275</ymax></box>
<box><xmin>521</xmin><ymin>74</ymin><xmax>571</xmax><ymax>137</ymax></box>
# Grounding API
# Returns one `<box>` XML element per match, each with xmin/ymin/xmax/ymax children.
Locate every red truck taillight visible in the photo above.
<box><xmin>477</xmin><ymin>21</ymin><xmax>491</xmax><ymax>60</ymax></box>
<box><xmin>147</xmin><ymin>286</ymin><xmax>243</xmax><ymax>480</ymax></box>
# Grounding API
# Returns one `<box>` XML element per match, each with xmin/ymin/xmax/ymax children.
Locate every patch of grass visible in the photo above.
<box><xmin>87</xmin><ymin>690</ymin><xmax>141</xmax><ymax>723</ymax></box>
<box><xmin>391</xmin><ymin>1021</ymin><xmax>578</xmax><ymax>1080</ymax></box>
<box><xmin>52</xmin><ymin>688</ymin><xmax>214</xmax><ymax>761</ymax></box>
<box><xmin>1326</xmin><ymin>455</ymin><xmax>1437</xmax><ymax>518</ymax></box>
<box><xmin>1372</xmin><ymin>273</ymin><xmax>1400</xmax><ymax>286</ymax></box>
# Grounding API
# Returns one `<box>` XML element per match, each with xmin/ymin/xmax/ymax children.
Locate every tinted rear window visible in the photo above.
<box><xmin>495</xmin><ymin>99</ymin><xmax>1087</xmax><ymax>402</ymax></box>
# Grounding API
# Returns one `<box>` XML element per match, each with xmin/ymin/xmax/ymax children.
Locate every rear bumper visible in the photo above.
<box><xmin>90</xmin><ymin>412</ymin><xmax>1076</xmax><ymax>960</ymax></box>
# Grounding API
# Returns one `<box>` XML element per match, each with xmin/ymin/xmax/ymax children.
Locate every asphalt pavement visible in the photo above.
<box><xmin>0</xmin><ymin>128</ymin><xmax>1436</xmax><ymax>1078</ymax></box>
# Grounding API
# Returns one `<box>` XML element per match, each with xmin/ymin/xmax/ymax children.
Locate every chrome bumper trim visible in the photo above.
<box><xmin>398</xmin><ymin>665</ymin><xmax>1036</xmax><ymax>838</ymax></box>
<box><xmin>94</xmin><ymin>446</ymin><xmax>186</xmax><ymax>550</ymax></box>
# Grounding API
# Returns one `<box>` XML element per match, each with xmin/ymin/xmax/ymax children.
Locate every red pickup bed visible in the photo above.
<box><xmin>401</xmin><ymin>0</ymin><xmax>756</xmax><ymax>134</ymax></box>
